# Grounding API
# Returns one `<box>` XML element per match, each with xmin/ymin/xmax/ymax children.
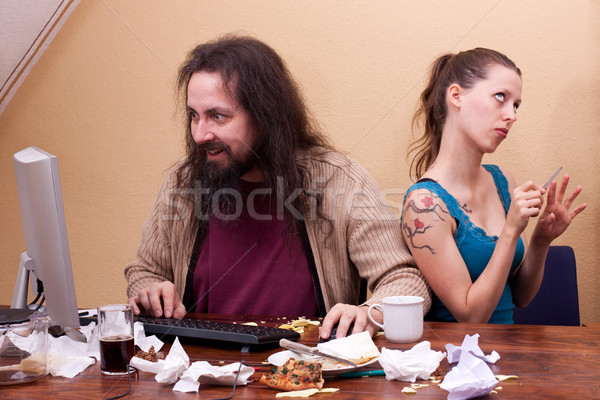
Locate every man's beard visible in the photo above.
<box><xmin>194</xmin><ymin>143</ymin><xmax>257</xmax><ymax>220</ymax></box>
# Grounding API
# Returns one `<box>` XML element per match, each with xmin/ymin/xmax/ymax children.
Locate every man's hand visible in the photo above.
<box><xmin>128</xmin><ymin>281</ymin><xmax>186</xmax><ymax>319</ymax></box>
<box><xmin>320</xmin><ymin>303</ymin><xmax>382</xmax><ymax>340</ymax></box>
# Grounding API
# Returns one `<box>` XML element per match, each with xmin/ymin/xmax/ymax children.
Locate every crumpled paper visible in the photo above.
<box><xmin>47</xmin><ymin>320</ymin><xmax>164</xmax><ymax>378</ymax></box>
<box><xmin>8</xmin><ymin>317</ymin><xmax>165</xmax><ymax>379</ymax></box>
<box><xmin>45</xmin><ymin>322</ymin><xmax>98</xmax><ymax>378</ymax></box>
<box><xmin>445</xmin><ymin>334</ymin><xmax>500</xmax><ymax>364</ymax></box>
<box><xmin>130</xmin><ymin>336</ymin><xmax>252</xmax><ymax>393</ymax></box>
<box><xmin>154</xmin><ymin>337</ymin><xmax>189</xmax><ymax>384</ymax></box>
<box><xmin>440</xmin><ymin>334</ymin><xmax>501</xmax><ymax>400</ymax></box>
<box><xmin>133</xmin><ymin>322</ymin><xmax>163</xmax><ymax>353</ymax></box>
<box><xmin>440</xmin><ymin>350</ymin><xmax>498</xmax><ymax>400</ymax></box>
<box><xmin>173</xmin><ymin>361</ymin><xmax>254</xmax><ymax>393</ymax></box>
<box><xmin>378</xmin><ymin>341</ymin><xmax>446</xmax><ymax>382</ymax></box>
<box><xmin>1</xmin><ymin>320</ymin><xmax>99</xmax><ymax>379</ymax></box>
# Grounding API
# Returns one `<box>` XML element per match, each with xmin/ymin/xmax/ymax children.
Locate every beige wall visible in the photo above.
<box><xmin>1</xmin><ymin>1</ymin><xmax>598</xmax><ymax>322</ymax></box>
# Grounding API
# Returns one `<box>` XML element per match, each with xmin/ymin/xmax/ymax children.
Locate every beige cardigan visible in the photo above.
<box><xmin>125</xmin><ymin>149</ymin><xmax>431</xmax><ymax>313</ymax></box>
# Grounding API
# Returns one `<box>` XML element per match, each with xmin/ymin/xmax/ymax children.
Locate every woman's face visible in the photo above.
<box><xmin>456</xmin><ymin>64</ymin><xmax>522</xmax><ymax>153</ymax></box>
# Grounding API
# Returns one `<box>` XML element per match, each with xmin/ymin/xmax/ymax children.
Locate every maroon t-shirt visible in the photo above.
<box><xmin>192</xmin><ymin>181</ymin><xmax>319</xmax><ymax>317</ymax></box>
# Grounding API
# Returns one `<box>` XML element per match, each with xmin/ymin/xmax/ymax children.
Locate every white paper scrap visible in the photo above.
<box><xmin>378</xmin><ymin>341</ymin><xmax>446</xmax><ymax>382</ymax></box>
<box><xmin>133</xmin><ymin>321</ymin><xmax>163</xmax><ymax>353</ymax></box>
<box><xmin>48</xmin><ymin>352</ymin><xmax>96</xmax><ymax>378</ymax></box>
<box><xmin>445</xmin><ymin>334</ymin><xmax>500</xmax><ymax>364</ymax></box>
<box><xmin>129</xmin><ymin>357</ymin><xmax>166</xmax><ymax>375</ymax></box>
<box><xmin>440</xmin><ymin>350</ymin><xmax>498</xmax><ymax>400</ymax></box>
<box><xmin>173</xmin><ymin>361</ymin><xmax>254</xmax><ymax>392</ymax></box>
<box><xmin>155</xmin><ymin>337</ymin><xmax>189</xmax><ymax>384</ymax></box>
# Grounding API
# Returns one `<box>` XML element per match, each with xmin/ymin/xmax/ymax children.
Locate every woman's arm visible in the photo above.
<box><xmin>401</xmin><ymin>182</ymin><xmax>540</xmax><ymax>323</ymax></box>
<box><xmin>511</xmin><ymin>174</ymin><xmax>586</xmax><ymax>307</ymax></box>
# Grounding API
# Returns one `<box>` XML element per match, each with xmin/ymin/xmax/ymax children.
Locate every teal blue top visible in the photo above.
<box><xmin>404</xmin><ymin>164</ymin><xmax>525</xmax><ymax>324</ymax></box>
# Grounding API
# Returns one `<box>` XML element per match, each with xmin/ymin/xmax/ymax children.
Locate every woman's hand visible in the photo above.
<box><xmin>533</xmin><ymin>174</ymin><xmax>586</xmax><ymax>244</ymax></box>
<box><xmin>505</xmin><ymin>180</ymin><xmax>544</xmax><ymax>236</ymax></box>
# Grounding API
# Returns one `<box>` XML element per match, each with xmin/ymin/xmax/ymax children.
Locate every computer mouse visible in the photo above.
<box><xmin>319</xmin><ymin>323</ymin><xmax>354</xmax><ymax>343</ymax></box>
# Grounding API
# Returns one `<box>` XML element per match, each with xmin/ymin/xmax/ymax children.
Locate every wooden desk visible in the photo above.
<box><xmin>2</xmin><ymin>314</ymin><xmax>599</xmax><ymax>399</ymax></box>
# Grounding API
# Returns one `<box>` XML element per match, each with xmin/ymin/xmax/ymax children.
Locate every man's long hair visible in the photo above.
<box><xmin>175</xmin><ymin>34</ymin><xmax>331</xmax><ymax>234</ymax></box>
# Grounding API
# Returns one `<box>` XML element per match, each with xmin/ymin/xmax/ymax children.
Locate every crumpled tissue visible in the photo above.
<box><xmin>378</xmin><ymin>341</ymin><xmax>446</xmax><ymax>382</ymax></box>
<box><xmin>440</xmin><ymin>334</ymin><xmax>501</xmax><ymax>400</ymax></box>
<box><xmin>130</xmin><ymin>335</ymin><xmax>253</xmax><ymax>393</ymax></box>
<box><xmin>133</xmin><ymin>322</ymin><xmax>163</xmax><ymax>353</ymax></box>
<box><xmin>173</xmin><ymin>361</ymin><xmax>254</xmax><ymax>393</ymax></box>
<box><xmin>48</xmin><ymin>319</ymin><xmax>166</xmax><ymax>378</ymax></box>
<box><xmin>3</xmin><ymin>320</ymin><xmax>99</xmax><ymax>378</ymax></box>
<box><xmin>47</xmin><ymin>322</ymin><xmax>99</xmax><ymax>378</ymax></box>
<box><xmin>440</xmin><ymin>349</ymin><xmax>498</xmax><ymax>400</ymax></box>
<box><xmin>445</xmin><ymin>333</ymin><xmax>500</xmax><ymax>364</ymax></box>
<box><xmin>153</xmin><ymin>337</ymin><xmax>189</xmax><ymax>384</ymax></box>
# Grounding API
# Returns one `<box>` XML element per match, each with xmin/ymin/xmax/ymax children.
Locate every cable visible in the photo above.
<box><xmin>32</xmin><ymin>295</ymin><xmax>45</xmax><ymax>311</ymax></box>
<box><xmin>104</xmin><ymin>365</ymin><xmax>138</xmax><ymax>400</ymax></box>
<box><xmin>101</xmin><ymin>361</ymin><xmax>242</xmax><ymax>399</ymax></box>
<box><xmin>27</xmin><ymin>291</ymin><xmax>41</xmax><ymax>307</ymax></box>
<box><xmin>210</xmin><ymin>360</ymin><xmax>244</xmax><ymax>400</ymax></box>
<box><xmin>28</xmin><ymin>279</ymin><xmax>45</xmax><ymax>310</ymax></box>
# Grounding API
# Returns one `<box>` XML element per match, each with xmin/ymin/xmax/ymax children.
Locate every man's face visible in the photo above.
<box><xmin>187</xmin><ymin>71</ymin><xmax>262</xmax><ymax>182</ymax></box>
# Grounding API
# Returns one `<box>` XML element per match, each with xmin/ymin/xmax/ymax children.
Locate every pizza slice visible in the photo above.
<box><xmin>260</xmin><ymin>358</ymin><xmax>324</xmax><ymax>391</ymax></box>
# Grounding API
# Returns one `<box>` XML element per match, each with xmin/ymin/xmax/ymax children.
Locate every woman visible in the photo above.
<box><xmin>401</xmin><ymin>48</ymin><xmax>586</xmax><ymax>323</ymax></box>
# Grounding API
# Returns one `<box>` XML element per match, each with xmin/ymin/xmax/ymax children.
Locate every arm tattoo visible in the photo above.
<box><xmin>403</xmin><ymin>192</ymin><xmax>450</xmax><ymax>255</ymax></box>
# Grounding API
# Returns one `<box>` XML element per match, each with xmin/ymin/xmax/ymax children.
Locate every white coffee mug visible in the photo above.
<box><xmin>367</xmin><ymin>296</ymin><xmax>424</xmax><ymax>343</ymax></box>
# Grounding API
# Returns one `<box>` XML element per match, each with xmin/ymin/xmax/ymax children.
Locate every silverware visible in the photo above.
<box><xmin>279</xmin><ymin>339</ymin><xmax>357</xmax><ymax>367</ymax></box>
<box><xmin>64</xmin><ymin>327</ymin><xmax>87</xmax><ymax>343</ymax></box>
<box><xmin>542</xmin><ymin>166</ymin><xmax>563</xmax><ymax>190</ymax></box>
<box><xmin>49</xmin><ymin>325</ymin><xmax>87</xmax><ymax>343</ymax></box>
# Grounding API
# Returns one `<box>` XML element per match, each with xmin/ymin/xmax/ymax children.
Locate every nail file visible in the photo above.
<box><xmin>542</xmin><ymin>166</ymin><xmax>563</xmax><ymax>190</ymax></box>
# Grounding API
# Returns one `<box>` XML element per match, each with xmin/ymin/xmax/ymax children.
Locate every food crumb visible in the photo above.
<box><xmin>134</xmin><ymin>346</ymin><xmax>165</xmax><ymax>362</ymax></box>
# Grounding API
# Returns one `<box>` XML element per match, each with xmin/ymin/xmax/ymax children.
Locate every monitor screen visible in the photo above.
<box><xmin>8</xmin><ymin>146</ymin><xmax>79</xmax><ymax>328</ymax></box>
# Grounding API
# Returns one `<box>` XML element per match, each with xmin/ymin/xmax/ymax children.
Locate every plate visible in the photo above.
<box><xmin>267</xmin><ymin>350</ymin><xmax>379</xmax><ymax>376</ymax></box>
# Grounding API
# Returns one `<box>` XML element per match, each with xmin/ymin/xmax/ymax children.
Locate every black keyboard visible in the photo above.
<box><xmin>134</xmin><ymin>316</ymin><xmax>300</xmax><ymax>346</ymax></box>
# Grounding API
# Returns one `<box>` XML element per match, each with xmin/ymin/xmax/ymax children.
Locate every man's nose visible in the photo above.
<box><xmin>191</xmin><ymin>120</ymin><xmax>216</xmax><ymax>144</ymax></box>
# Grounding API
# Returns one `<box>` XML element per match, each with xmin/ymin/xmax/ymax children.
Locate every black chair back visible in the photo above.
<box><xmin>513</xmin><ymin>246</ymin><xmax>580</xmax><ymax>326</ymax></box>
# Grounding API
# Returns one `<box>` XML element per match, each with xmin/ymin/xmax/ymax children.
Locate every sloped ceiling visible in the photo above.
<box><xmin>0</xmin><ymin>0</ymin><xmax>79</xmax><ymax>115</ymax></box>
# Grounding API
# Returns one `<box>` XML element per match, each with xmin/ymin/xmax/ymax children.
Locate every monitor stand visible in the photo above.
<box><xmin>2</xmin><ymin>253</ymin><xmax>37</xmax><ymax>324</ymax></box>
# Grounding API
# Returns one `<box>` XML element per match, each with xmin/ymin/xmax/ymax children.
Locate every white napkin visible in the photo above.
<box><xmin>129</xmin><ymin>357</ymin><xmax>167</xmax><ymax>375</ymax></box>
<box><xmin>133</xmin><ymin>322</ymin><xmax>163</xmax><ymax>353</ymax></box>
<box><xmin>47</xmin><ymin>322</ymin><xmax>98</xmax><ymax>378</ymax></box>
<box><xmin>45</xmin><ymin>320</ymin><xmax>163</xmax><ymax>378</ymax></box>
<box><xmin>154</xmin><ymin>337</ymin><xmax>189</xmax><ymax>384</ymax></box>
<box><xmin>316</xmin><ymin>331</ymin><xmax>380</xmax><ymax>364</ymax></box>
<box><xmin>445</xmin><ymin>334</ymin><xmax>500</xmax><ymax>364</ymax></box>
<box><xmin>378</xmin><ymin>341</ymin><xmax>446</xmax><ymax>382</ymax></box>
<box><xmin>47</xmin><ymin>352</ymin><xmax>96</xmax><ymax>378</ymax></box>
<box><xmin>173</xmin><ymin>361</ymin><xmax>254</xmax><ymax>393</ymax></box>
<box><xmin>440</xmin><ymin>349</ymin><xmax>498</xmax><ymax>400</ymax></box>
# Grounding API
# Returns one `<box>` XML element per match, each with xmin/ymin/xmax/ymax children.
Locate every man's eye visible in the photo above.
<box><xmin>212</xmin><ymin>113</ymin><xmax>225</xmax><ymax>121</ymax></box>
<box><xmin>494</xmin><ymin>93</ymin><xmax>505</xmax><ymax>102</ymax></box>
<box><xmin>188</xmin><ymin>111</ymin><xmax>199</xmax><ymax>121</ymax></box>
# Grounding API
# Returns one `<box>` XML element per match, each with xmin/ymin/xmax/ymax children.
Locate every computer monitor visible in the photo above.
<box><xmin>5</xmin><ymin>146</ymin><xmax>79</xmax><ymax>328</ymax></box>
